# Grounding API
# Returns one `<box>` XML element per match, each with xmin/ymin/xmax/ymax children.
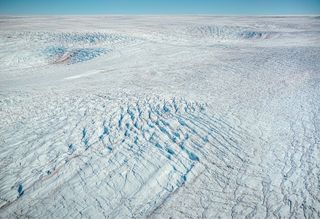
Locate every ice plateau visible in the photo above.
<box><xmin>0</xmin><ymin>16</ymin><xmax>320</xmax><ymax>218</ymax></box>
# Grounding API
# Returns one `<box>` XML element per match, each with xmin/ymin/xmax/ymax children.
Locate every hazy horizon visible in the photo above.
<box><xmin>0</xmin><ymin>0</ymin><xmax>320</xmax><ymax>15</ymax></box>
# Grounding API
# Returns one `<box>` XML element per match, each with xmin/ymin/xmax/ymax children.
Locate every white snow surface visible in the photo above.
<box><xmin>0</xmin><ymin>16</ymin><xmax>320</xmax><ymax>218</ymax></box>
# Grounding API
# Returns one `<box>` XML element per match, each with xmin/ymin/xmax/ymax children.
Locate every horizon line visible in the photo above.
<box><xmin>0</xmin><ymin>14</ymin><xmax>319</xmax><ymax>17</ymax></box>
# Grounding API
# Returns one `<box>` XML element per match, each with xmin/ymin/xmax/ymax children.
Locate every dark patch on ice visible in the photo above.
<box><xmin>187</xmin><ymin>25</ymin><xmax>276</xmax><ymax>41</ymax></box>
<box><xmin>82</xmin><ymin>128</ymin><xmax>89</xmax><ymax>149</ymax></box>
<box><xmin>188</xmin><ymin>151</ymin><xmax>199</xmax><ymax>161</ymax></box>
<box><xmin>166</xmin><ymin>148</ymin><xmax>175</xmax><ymax>155</ymax></box>
<box><xmin>17</xmin><ymin>184</ymin><xmax>24</xmax><ymax>197</ymax></box>
<box><xmin>45</xmin><ymin>47</ymin><xmax>108</xmax><ymax>64</ymax></box>
<box><xmin>68</xmin><ymin>143</ymin><xmax>76</xmax><ymax>155</ymax></box>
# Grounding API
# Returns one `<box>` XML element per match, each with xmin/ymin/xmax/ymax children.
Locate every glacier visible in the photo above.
<box><xmin>0</xmin><ymin>16</ymin><xmax>320</xmax><ymax>218</ymax></box>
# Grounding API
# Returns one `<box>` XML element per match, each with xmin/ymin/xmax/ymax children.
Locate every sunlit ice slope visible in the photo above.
<box><xmin>0</xmin><ymin>16</ymin><xmax>320</xmax><ymax>218</ymax></box>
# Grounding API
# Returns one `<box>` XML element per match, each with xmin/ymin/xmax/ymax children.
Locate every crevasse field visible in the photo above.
<box><xmin>0</xmin><ymin>16</ymin><xmax>319</xmax><ymax>218</ymax></box>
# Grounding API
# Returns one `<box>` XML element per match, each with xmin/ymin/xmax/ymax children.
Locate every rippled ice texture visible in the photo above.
<box><xmin>0</xmin><ymin>16</ymin><xmax>320</xmax><ymax>218</ymax></box>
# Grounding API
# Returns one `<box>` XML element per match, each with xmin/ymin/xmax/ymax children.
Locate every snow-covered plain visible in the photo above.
<box><xmin>0</xmin><ymin>16</ymin><xmax>320</xmax><ymax>218</ymax></box>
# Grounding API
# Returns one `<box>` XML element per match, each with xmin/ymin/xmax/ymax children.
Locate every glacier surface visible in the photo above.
<box><xmin>0</xmin><ymin>16</ymin><xmax>320</xmax><ymax>218</ymax></box>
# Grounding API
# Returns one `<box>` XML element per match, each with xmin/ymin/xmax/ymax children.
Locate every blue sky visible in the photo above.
<box><xmin>0</xmin><ymin>0</ymin><xmax>319</xmax><ymax>15</ymax></box>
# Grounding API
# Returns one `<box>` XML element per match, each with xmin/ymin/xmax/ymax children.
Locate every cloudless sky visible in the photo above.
<box><xmin>0</xmin><ymin>0</ymin><xmax>319</xmax><ymax>15</ymax></box>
